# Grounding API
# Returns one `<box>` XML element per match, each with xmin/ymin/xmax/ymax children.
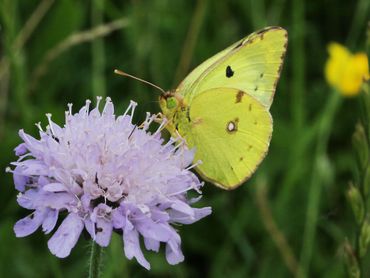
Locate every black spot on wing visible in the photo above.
<box><xmin>226</xmin><ymin>66</ymin><xmax>234</xmax><ymax>78</ymax></box>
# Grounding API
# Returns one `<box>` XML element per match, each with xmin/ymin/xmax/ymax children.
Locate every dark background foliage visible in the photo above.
<box><xmin>0</xmin><ymin>0</ymin><xmax>369</xmax><ymax>277</ymax></box>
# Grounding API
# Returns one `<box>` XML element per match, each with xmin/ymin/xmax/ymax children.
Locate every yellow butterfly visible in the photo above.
<box><xmin>116</xmin><ymin>26</ymin><xmax>287</xmax><ymax>190</ymax></box>
<box><xmin>158</xmin><ymin>27</ymin><xmax>288</xmax><ymax>190</ymax></box>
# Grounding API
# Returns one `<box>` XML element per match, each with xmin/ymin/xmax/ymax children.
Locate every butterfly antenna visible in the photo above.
<box><xmin>114</xmin><ymin>69</ymin><xmax>166</xmax><ymax>94</ymax></box>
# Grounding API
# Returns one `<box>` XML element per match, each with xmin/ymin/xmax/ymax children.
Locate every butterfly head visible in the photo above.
<box><xmin>159</xmin><ymin>91</ymin><xmax>184</xmax><ymax>120</ymax></box>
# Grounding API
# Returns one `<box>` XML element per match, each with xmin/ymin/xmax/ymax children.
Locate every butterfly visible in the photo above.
<box><xmin>159</xmin><ymin>27</ymin><xmax>288</xmax><ymax>190</ymax></box>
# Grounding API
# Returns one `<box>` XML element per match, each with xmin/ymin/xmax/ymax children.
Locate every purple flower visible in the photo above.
<box><xmin>7</xmin><ymin>97</ymin><xmax>211</xmax><ymax>269</ymax></box>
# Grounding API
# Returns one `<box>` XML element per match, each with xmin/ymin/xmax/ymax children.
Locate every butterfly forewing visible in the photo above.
<box><xmin>185</xmin><ymin>27</ymin><xmax>288</xmax><ymax>109</ymax></box>
<box><xmin>176</xmin><ymin>37</ymin><xmax>245</xmax><ymax>94</ymax></box>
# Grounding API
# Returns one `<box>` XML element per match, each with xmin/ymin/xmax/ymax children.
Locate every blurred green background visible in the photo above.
<box><xmin>0</xmin><ymin>0</ymin><xmax>369</xmax><ymax>277</ymax></box>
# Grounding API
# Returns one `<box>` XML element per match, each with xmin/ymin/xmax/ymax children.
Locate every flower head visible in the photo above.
<box><xmin>8</xmin><ymin>97</ymin><xmax>211</xmax><ymax>269</ymax></box>
<box><xmin>325</xmin><ymin>42</ymin><xmax>369</xmax><ymax>96</ymax></box>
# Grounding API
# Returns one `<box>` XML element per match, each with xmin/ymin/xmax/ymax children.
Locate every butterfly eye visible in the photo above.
<box><xmin>166</xmin><ymin>97</ymin><xmax>178</xmax><ymax>109</ymax></box>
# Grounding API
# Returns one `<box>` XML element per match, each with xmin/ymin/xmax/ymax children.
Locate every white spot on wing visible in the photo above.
<box><xmin>227</xmin><ymin>122</ymin><xmax>235</xmax><ymax>131</ymax></box>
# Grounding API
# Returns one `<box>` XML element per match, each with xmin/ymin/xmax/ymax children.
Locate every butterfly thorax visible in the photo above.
<box><xmin>159</xmin><ymin>91</ymin><xmax>192</xmax><ymax>137</ymax></box>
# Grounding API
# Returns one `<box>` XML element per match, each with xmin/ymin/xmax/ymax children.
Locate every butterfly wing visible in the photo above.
<box><xmin>176</xmin><ymin>38</ymin><xmax>245</xmax><ymax>94</ymax></box>
<box><xmin>183</xmin><ymin>27</ymin><xmax>288</xmax><ymax>109</ymax></box>
<box><xmin>178</xmin><ymin>87</ymin><xmax>272</xmax><ymax>189</ymax></box>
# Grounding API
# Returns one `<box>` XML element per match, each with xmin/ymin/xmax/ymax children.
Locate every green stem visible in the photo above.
<box><xmin>173</xmin><ymin>0</ymin><xmax>207</xmax><ymax>86</ymax></box>
<box><xmin>291</xmin><ymin>0</ymin><xmax>305</xmax><ymax>132</ymax></box>
<box><xmin>91</xmin><ymin>0</ymin><xmax>106</xmax><ymax>98</ymax></box>
<box><xmin>89</xmin><ymin>241</ymin><xmax>103</xmax><ymax>278</ymax></box>
<box><xmin>298</xmin><ymin>92</ymin><xmax>342</xmax><ymax>277</ymax></box>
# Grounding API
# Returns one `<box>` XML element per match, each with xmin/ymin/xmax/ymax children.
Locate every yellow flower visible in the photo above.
<box><xmin>325</xmin><ymin>43</ymin><xmax>369</xmax><ymax>96</ymax></box>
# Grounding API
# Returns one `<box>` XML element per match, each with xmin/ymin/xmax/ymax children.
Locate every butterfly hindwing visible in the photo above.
<box><xmin>178</xmin><ymin>87</ymin><xmax>272</xmax><ymax>189</ymax></box>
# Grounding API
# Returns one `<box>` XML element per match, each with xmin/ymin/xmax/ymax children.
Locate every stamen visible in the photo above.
<box><xmin>96</xmin><ymin>96</ymin><xmax>102</xmax><ymax>110</ymax></box>
<box><xmin>123</xmin><ymin>103</ymin><xmax>132</xmax><ymax>117</ymax></box>
<box><xmin>185</xmin><ymin>160</ymin><xmax>202</xmax><ymax>171</ymax></box>
<box><xmin>153</xmin><ymin>118</ymin><xmax>168</xmax><ymax>136</ymax></box>
<box><xmin>45</xmin><ymin>113</ymin><xmax>55</xmax><ymax>135</ymax></box>
<box><xmin>142</xmin><ymin>113</ymin><xmax>156</xmax><ymax>130</ymax></box>
<box><xmin>188</xmin><ymin>195</ymin><xmax>203</xmax><ymax>204</ymax></box>
<box><xmin>123</xmin><ymin>100</ymin><xmax>137</xmax><ymax>117</ymax></box>
<box><xmin>35</xmin><ymin>122</ymin><xmax>43</xmax><ymax>132</ymax></box>
<box><xmin>192</xmin><ymin>181</ymin><xmax>204</xmax><ymax>194</ymax></box>
<box><xmin>166</xmin><ymin>180</ymin><xmax>203</xmax><ymax>197</ymax></box>
<box><xmin>163</xmin><ymin>137</ymin><xmax>177</xmax><ymax>148</ymax></box>
<box><xmin>166</xmin><ymin>139</ymin><xmax>184</xmax><ymax>155</ymax></box>
<box><xmin>167</xmin><ymin>187</ymin><xmax>190</xmax><ymax>197</ymax></box>
<box><xmin>85</xmin><ymin>99</ymin><xmax>91</xmax><ymax>115</ymax></box>
<box><xmin>102</xmin><ymin>97</ymin><xmax>112</xmax><ymax>115</ymax></box>
<box><xmin>67</xmin><ymin>103</ymin><xmax>73</xmax><ymax>115</ymax></box>
<box><xmin>144</xmin><ymin>112</ymin><xmax>151</xmax><ymax>122</ymax></box>
<box><xmin>130</xmin><ymin>101</ymin><xmax>137</xmax><ymax>123</ymax></box>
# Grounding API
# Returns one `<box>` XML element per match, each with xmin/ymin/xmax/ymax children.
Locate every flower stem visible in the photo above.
<box><xmin>89</xmin><ymin>241</ymin><xmax>103</xmax><ymax>278</ymax></box>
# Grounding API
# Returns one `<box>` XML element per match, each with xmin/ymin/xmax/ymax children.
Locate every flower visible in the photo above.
<box><xmin>7</xmin><ymin>97</ymin><xmax>211</xmax><ymax>269</ymax></box>
<box><xmin>325</xmin><ymin>42</ymin><xmax>369</xmax><ymax>96</ymax></box>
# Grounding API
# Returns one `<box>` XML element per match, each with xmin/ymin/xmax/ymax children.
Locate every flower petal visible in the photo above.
<box><xmin>91</xmin><ymin>204</ymin><xmax>113</xmax><ymax>247</ymax></box>
<box><xmin>47</xmin><ymin>213</ymin><xmax>84</xmax><ymax>258</ymax></box>
<box><xmin>135</xmin><ymin>218</ymin><xmax>172</xmax><ymax>242</ymax></box>
<box><xmin>14</xmin><ymin>143</ymin><xmax>28</xmax><ymax>156</ymax></box>
<box><xmin>165</xmin><ymin>239</ymin><xmax>184</xmax><ymax>265</ymax></box>
<box><xmin>170</xmin><ymin>200</ymin><xmax>194</xmax><ymax>216</ymax></box>
<box><xmin>14</xmin><ymin>209</ymin><xmax>46</xmax><ymax>237</ymax></box>
<box><xmin>43</xmin><ymin>183</ymin><xmax>67</xmax><ymax>192</ymax></box>
<box><xmin>95</xmin><ymin>219</ymin><xmax>113</xmax><ymax>247</ymax></box>
<box><xmin>144</xmin><ymin>237</ymin><xmax>160</xmax><ymax>252</ymax></box>
<box><xmin>42</xmin><ymin>209</ymin><xmax>59</xmax><ymax>234</ymax></box>
<box><xmin>169</xmin><ymin>207</ymin><xmax>212</xmax><ymax>224</ymax></box>
<box><xmin>13</xmin><ymin>166</ymin><xmax>29</xmax><ymax>192</ymax></box>
<box><xmin>123</xmin><ymin>228</ymin><xmax>150</xmax><ymax>270</ymax></box>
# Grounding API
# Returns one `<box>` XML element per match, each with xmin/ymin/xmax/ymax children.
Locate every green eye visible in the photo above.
<box><xmin>166</xmin><ymin>97</ymin><xmax>177</xmax><ymax>109</ymax></box>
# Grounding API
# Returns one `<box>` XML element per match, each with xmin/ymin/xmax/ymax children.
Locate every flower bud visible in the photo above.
<box><xmin>343</xmin><ymin>239</ymin><xmax>360</xmax><ymax>278</ymax></box>
<box><xmin>352</xmin><ymin>123</ymin><xmax>368</xmax><ymax>171</ymax></box>
<box><xmin>359</xmin><ymin>219</ymin><xmax>370</xmax><ymax>257</ymax></box>
<box><xmin>347</xmin><ymin>183</ymin><xmax>365</xmax><ymax>224</ymax></box>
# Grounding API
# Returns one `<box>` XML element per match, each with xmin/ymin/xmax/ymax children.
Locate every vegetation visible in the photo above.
<box><xmin>0</xmin><ymin>0</ymin><xmax>369</xmax><ymax>277</ymax></box>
